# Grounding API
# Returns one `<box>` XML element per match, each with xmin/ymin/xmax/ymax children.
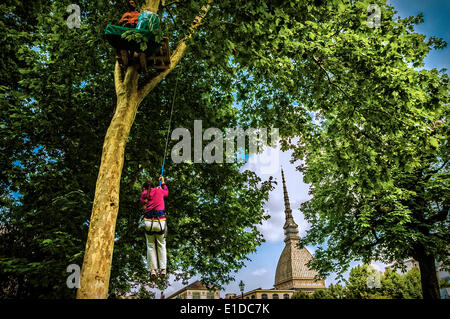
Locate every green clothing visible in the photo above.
<box><xmin>136</xmin><ymin>11</ymin><xmax>160</xmax><ymax>32</ymax></box>
<box><xmin>104</xmin><ymin>11</ymin><xmax>161</xmax><ymax>54</ymax></box>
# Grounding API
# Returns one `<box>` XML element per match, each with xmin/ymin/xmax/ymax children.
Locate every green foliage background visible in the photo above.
<box><xmin>291</xmin><ymin>264</ymin><xmax>423</xmax><ymax>299</ymax></box>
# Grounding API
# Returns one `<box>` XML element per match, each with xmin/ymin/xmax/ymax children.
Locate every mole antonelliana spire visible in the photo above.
<box><xmin>281</xmin><ymin>168</ymin><xmax>300</xmax><ymax>243</ymax></box>
<box><xmin>275</xmin><ymin>168</ymin><xmax>325</xmax><ymax>292</ymax></box>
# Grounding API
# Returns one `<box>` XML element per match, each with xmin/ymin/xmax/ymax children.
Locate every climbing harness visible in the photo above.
<box><xmin>143</xmin><ymin>211</ymin><xmax>167</xmax><ymax>271</ymax></box>
<box><xmin>159</xmin><ymin>72</ymin><xmax>179</xmax><ymax>186</ymax></box>
<box><xmin>143</xmin><ymin>211</ymin><xmax>167</xmax><ymax>236</ymax></box>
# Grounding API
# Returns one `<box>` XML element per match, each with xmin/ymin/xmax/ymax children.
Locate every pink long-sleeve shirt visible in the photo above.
<box><xmin>140</xmin><ymin>183</ymin><xmax>169</xmax><ymax>212</ymax></box>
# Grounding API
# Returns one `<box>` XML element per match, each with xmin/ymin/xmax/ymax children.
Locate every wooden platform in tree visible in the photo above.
<box><xmin>115</xmin><ymin>37</ymin><xmax>171</xmax><ymax>73</ymax></box>
<box><xmin>146</xmin><ymin>37</ymin><xmax>171</xmax><ymax>70</ymax></box>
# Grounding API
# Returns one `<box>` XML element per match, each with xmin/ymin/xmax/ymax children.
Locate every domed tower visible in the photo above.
<box><xmin>274</xmin><ymin>169</ymin><xmax>325</xmax><ymax>292</ymax></box>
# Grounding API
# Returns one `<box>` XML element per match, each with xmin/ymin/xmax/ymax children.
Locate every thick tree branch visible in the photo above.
<box><xmin>162</xmin><ymin>0</ymin><xmax>182</xmax><ymax>7</ymax></box>
<box><xmin>137</xmin><ymin>0</ymin><xmax>213</xmax><ymax>103</ymax></box>
<box><xmin>142</xmin><ymin>0</ymin><xmax>161</xmax><ymax>12</ymax></box>
<box><xmin>371</xmin><ymin>228</ymin><xmax>380</xmax><ymax>242</ymax></box>
<box><xmin>114</xmin><ymin>61</ymin><xmax>123</xmax><ymax>95</ymax></box>
<box><xmin>124</xmin><ymin>64</ymin><xmax>138</xmax><ymax>88</ymax></box>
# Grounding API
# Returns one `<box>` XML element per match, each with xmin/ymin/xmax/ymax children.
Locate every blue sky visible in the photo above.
<box><xmin>389</xmin><ymin>0</ymin><xmax>449</xmax><ymax>72</ymax></box>
<box><xmin>159</xmin><ymin>0</ymin><xmax>450</xmax><ymax>298</ymax></box>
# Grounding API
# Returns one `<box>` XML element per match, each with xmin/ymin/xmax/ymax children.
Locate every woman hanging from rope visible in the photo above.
<box><xmin>140</xmin><ymin>177</ymin><xmax>169</xmax><ymax>279</ymax></box>
<box><xmin>138</xmin><ymin>69</ymin><xmax>177</xmax><ymax>280</ymax></box>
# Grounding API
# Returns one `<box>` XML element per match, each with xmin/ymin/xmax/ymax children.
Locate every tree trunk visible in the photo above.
<box><xmin>414</xmin><ymin>245</ymin><xmax>441</xmax><ymax>299</ymax></box>
<box><xmin>142</xmin><ymin>0</ymin><xmax>161</xmax><ymax>12</ymax></box>
<box><xmin>76</xmin><ymin>66</ymin><xmax>140</xmax><ymax>299</ymax></box>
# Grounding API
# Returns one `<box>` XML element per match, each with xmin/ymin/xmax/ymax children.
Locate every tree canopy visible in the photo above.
<box><xmin>233</xmin><ymin>0</ymin><xmax>448</xmax><ymax>298</ymax></box>
<box><xmin>291</xmin><ymin>264</ymin><xmax>422</xmax><ymax>299</ymax></box>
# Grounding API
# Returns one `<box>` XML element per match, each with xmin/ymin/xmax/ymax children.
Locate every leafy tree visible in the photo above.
<box><xmin>311</xmin><ymin>265</ymin><xmax>422</xmax><ymax>299</ymax></box>
<box><xmin>367</xmin><ymin>294</ymin><xmax>392</xmax><ymax>299</ymax></box>
<box><xmin>291</xmin><ymin>290</ymin><xmax>310</xmax><ymax>299</ymax></box>
<box><xmin>372</xmin><ymin>266</ymin><xmax>422</xmax><ymax>299</ymax></box>
<box><xmin>380</xmin><ymin>268</ymin><xmax>404</xmax><ymax>299</ymax></box>
<box><xmin>75</xmin><ymin>0</ymin><xmax>216</xmax><ymax>299</ymax></box>
<box><xmin>326</xmin><ymin>283</ymin><xmax>346</xmax><ymax>299</ymax></box>
<box><xmin>402</xmin><ymin>267</ymin><xmax>422</xmax><ymax>299</ymax></box>
<box><xmin>304</xmin><ymin>265</ymin><xmax>422</xmax><ymax>299</ymax></box>
<box><xmin>310</xmin><ymin>289</ymin><xmax>330</xmax><ymax>299</ymax></box>
<box><xmin>232</xmin><ymin>0</ymin><xmax>449</xmax><ymax>299</ymax></box>
<box><xmin>344</xmin><ymin>264</ymin><xmax>374</xmax><ymax>299</ymax></box>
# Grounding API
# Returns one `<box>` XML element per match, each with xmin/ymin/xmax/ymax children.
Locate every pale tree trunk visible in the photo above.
<box><xmin>142</xmin><ymin>0</ymin><xmax>161</xmax><ymax>12</ymax></box>
<box><xmin>76</xmin><ymin>0</ymin><xmax>212</xmax><ymax>299</ymax></box>
<box><xmin>76</xmin><ymin>65</ymin><xmax>140</xmax><ymax>299</ymax></box>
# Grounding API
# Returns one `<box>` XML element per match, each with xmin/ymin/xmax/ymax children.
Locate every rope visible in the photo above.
<box><xmin>160</xmin><ymin>72</ymin><xmax>179</xmax><ymax>186</ymax></box>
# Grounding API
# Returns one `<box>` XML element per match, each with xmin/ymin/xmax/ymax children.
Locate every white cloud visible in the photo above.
<box><xmin>251</xmin><ymin>268</ymin><xmax>268</xmax><ymax>276</ymax></box>
<box><xmin>258</xmin><ymin>209</ymin><xmax>284</xmax><ymax>242</ymax></box>
<box><xmin>242</xmin><ymin>140</ymin><xmax>311</xmax><ymax>243</ymax></box>
<box><xmin>371</xmin><ymin>261</ymin><xmax>387</xmax><ymax>273</ymax></box>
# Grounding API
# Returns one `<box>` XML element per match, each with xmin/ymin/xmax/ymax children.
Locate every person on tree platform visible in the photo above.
<box><xmin>116</xmin><ymin>0</ymin><xmax>140</xmax><ymax>66</ymax></box>
<box><xmin>119</xmin><ymin>0</ymin><xmax>140</xmax><ymax>28</ymax></box>
<box><xmin>140</xmin><ymin>177</ymin><xmax>169</xmax><ymax>279</ymax></box>
<box><xmin>105</xmin><ymin>0</ymin><xmax>164</xmax><ymax>71</ymax></box>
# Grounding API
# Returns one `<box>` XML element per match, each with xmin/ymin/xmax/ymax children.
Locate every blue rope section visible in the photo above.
<box><xmin>160</xmin><ymin>72</ymin><xmax>179</xmax><ymax>186</ymax></box>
